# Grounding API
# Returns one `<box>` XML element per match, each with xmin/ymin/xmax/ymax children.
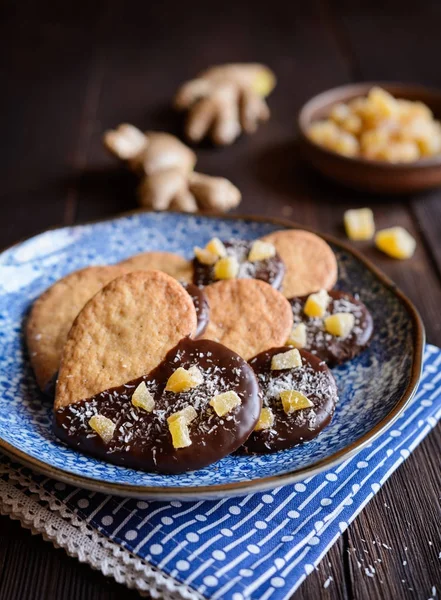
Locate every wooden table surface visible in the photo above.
<box><xmin>1</xmin><ymin>1</ymin><xmax>440</xmax><ymax>599</ymax></box>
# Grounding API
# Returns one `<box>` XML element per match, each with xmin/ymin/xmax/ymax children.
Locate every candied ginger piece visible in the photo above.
<box><xmin>168</xmin><ymin>416</ymin><xmax>192</xmax><ymax>449</ymax></box>
<box><xmin>368</xmin><ymin>87</ymin><xmax>399</xmax><ymax>118</ymax></box>
<box><xmin>307</xmin><ymin>120</ymin><xmax>340</xmax><ymax>149</ymax></box>
<box><xmin>89</xmin><ymin>414</ymin><xmax>116</xmax><ymax>444</ymax></box>
<box><xmin>280</xmin><ymin>390</ymin><xmax>314</xmax><ymax>414</ymax></box>
<box><xmin>271</xmin><ymin>348</ymin><xmax>302</xmax><ymax>370</ymax></box>
<box><xmin>205</xmin><ymin>237</ymin><xmax>227</xmax><ymax>258</ymax></box>
<box><xmin>248</xmin><ymin>240</ymin><xmax>276</xmax><ymax>262</ymax></box>
<box><xmin>214</xmin><ymin>256</ymin><xmax>239</xmax><ymax>280</ymax></box>
<box><xmin>131</xmin><ymin>381</ymin><xmax>155</xmax><ymax>412</ymax></box>
<box><xmin>286</xmin><ymin>322</ymin><xmax>307</xmax><ymax>349</ymax></box>
<box><xmin>329</xmin><ymin>102</ymin><xmax>351</xmax><ymax>124</ymax></box>
<box><xmin>194</xmin><ymin>246</ymin><xmax>218</xmax><ymax>265</ymax></box>
<box><xmin>254</xmin><ymin>407</ymin><xmax>274</xmax><ymax>431</ymax></box>
<box><xmin>341</xmin><ymin>114</ymin><xmax>363</xmax><ymax>135</ymax></box>
<box><xmin>333</xmin><ymin>132</ymin><xmax>359</xmax><ymax>157</ymax></box>
<box><xmin>165</xmin><ymin>366</ymin><xmax>203</xmax><ymax>393</ymax></box>
<box><xmin>209</xmin><ymin>391</ymin><xmax>242</xmax><ymax>417</ymax></box>
<box><xmin>168</xmin><ymin>405</ymin><xmax>197</xmax><ymax>425</ymax></box>
<box><xmin>324</xmin><ymin>313</ymin><xmax>355</xmax><ymax>337</ymax></box>
<box><xmin>304</xmin><ymin>289</ymin><xmax>330</xmax><ymax>318</ymax></box>
<box><xmin>344</xmin><ymin>208</ymin><xmax>375</xmax><ymax>241</ymax></box>
<box><xmin>375</xmin><ymin>227</ymin><xmax>416</xmax><ymax>259</ymax></box>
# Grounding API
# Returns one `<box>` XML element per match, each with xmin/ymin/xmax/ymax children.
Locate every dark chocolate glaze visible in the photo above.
<box><xmin>181</xmin><ymin>282</ymin><xmax>210</xmax><ymax>338</ymax></box>
<box><xmin>193</xmin><ymin>240</ymin><xmax>285</xmax><ymax>289</ymax></box>
<box><xmin>54</xmin><ymin>338</ymin><xmax>261</xmax><ymax>474</ymax></box>
<box><xmin>242</xmin><ymin>347</ymin><xmax>338</xmax><ymax>454</ymax></box>
<box><xmin>288</xmin><ymin>290</ymin><xmax>374</xmax><ymax>366</ymax></box>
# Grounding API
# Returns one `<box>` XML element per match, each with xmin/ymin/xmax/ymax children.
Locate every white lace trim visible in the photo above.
<box><xmin>0</xmin><ymin>462</ymin><xmax>202</xmax><ymax>600</ymax></box>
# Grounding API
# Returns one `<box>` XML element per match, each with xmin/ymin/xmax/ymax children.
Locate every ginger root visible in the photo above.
<box><xmin>104</xmin><ymin>124</ymin><xmax>241</xmax><ymax>213</ymax></box>
<box><xmin>174</xmin><ymin>63</ymin><xmax>276</xmax><ymax>145</ymax></box>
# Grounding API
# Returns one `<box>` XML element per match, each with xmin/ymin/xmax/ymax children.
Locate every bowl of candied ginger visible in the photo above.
<box><xmin>299</xmin><ymin>82</ymin><xmax>441</xmax><ymax>193</ymax></box>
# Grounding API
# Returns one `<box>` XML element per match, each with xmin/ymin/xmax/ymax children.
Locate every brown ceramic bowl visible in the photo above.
<box><xmin>298</xmin><ymin>82</ymin><xmax>441</xmax><ymax>194</ymax></box>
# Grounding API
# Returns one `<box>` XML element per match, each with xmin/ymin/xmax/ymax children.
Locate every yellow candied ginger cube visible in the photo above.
<box><xmin>254</xmin><ymin>407</ymin><xmax>274</xmax><ymax>431</ymax></box>
<box><xmin>205</xmin><ymin>237</ymin><xmax>227</xmax><ymax>258</ymax></box>
<box><xmin>324</xmin><ymin>313</ymin><xmax>355</xmax><ymax>337</ymax></box>
<box><xmin>304</xmin><ymin>289</ymin><xmax>330</xmax><ymax>318</ymax></box>
<box><xmin>214</xmin><ymin>256</ymin><xmax>239</xmax><ymax>280</ymax></box>
<box><xmin>368</xmin><ymin>87</ymin><xmax>399</xmax><ymax>119</ymax></box>
<box><xmin>209</xmin><ymin>390</ymin><xmax>242</xmax><ymax>417</ymax></box>
<box><xmin>415</xmin><ymin>121</ymin><xmax>441</xmax><ymax>156</ymax></box>
<box><xmin>398</xmin><ymin>99</ymin><xmax>433</xmax><ymax>122</ymax></box>
<box><xmin>375</xmin><ymin>226</ymin><xmax>416</xmax><ymax>259</ymax></box>
<box><xmin>307</xmin><ymin>120</ymin><xmax>340</xmax><ymax>148</ymax></box>
<box><xmin>248</xmin><ymin>240</ymin><xmax>276</xmax><ymax>262</ymax></box>
<box><xmin>333</xmin><ymin>132</ymin><xmax>359</xmax><ymax>157</ymax></box>
<box><xmin>344</xmin><ymin>208</ymin><xmax>375</xmax><ymax>241</ymax></box>
<box><xmin>165</xmin><ymin>366</ymin><xmax>203</xmax><ymax>393</ymax></box>
<box><xmin>382</xmin><ymin>141</ymin><xmax>420</xmax><ymax>163</ymax></box>
<box><xmin>131</xmin><ymin>381</ymin><xmax>155</xmax><ymax>412</ymax></box>
<box><xmin>271</xmin><ymin>348</ymin><xmax>302</xmax><ymax>370</ymax></box>
<box><xmin>89</xmin><ymin>414</ymin><xmax>116</xmax><ymax>444</ymax></box>
<box><xmin>360</xmin><ymin>128</ymin><xmax>390</xmax><ymax>152</ymax></box>
<box><xmin>286</xmin><ymin>322</ymin><xmax>307</xmax><ymax>349</ymax></box>
<box><xmin>280</xmin><ymin>390</ymin><xmax>314</xmax><ymax>414</ymax></box>
<box><xmin>341</xmin><ymin>114</ymin><xmax>363</xmax><ymax>135</ymax></box>
<box><xmin>194</xmin><ymin>246</ymin><xmax>218</xmax><ymax>265</ymax></box>
<box><xmin>329</xmin><ymin>102</ymin><xmax>351</xmax><ymax>124</ymax></box>
<box><xmin>168</xmin><ymin>405</ymin><xmax>197</xmax><ymax>425</ymax></box>
<box><xmin>168</xmin><ymin>416</ymin><xmax>192</xmax><ymax>449</ymax></box>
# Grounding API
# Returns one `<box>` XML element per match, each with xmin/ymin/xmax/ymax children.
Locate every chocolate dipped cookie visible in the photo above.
<box><xmin>243</xmin><ymin>347</ymin><xmax>338</xmax><ymax>453</ymax></box>
<box><xmin>55</xmin><ymin>338</ymin><xmax>261</xmax><ymax>473</ymax></box>
<box><xmin>287</xmin><ymin>290</ymin><xmax>374</xmax><ymax>366</ymax></box>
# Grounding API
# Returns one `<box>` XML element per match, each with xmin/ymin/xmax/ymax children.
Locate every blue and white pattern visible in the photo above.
<box><xmin>1</xmin><ymin>345</ymin><xmax>440</xmax><ymax>600</ymax></box>
<box><xmin>0</xmin><ymin>212</ymin><xmax>419</xmax><ymax>492</ymax></box>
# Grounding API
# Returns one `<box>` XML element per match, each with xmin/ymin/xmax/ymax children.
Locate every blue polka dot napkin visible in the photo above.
<box><xmin>1</xmin><ymin>345</ymin><xmax>440</xmax><ymax>600</ymax></box>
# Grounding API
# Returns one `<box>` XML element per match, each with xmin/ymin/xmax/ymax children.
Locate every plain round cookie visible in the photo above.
<box><xmin>202</xmin><ymin>279</ymin><xmax>293</xmax><ymax>360</ymax></box>
<box><xmin>27</xmin><ymin>265</ymin><xmax>126</xmax><ymax>392</ymax></box>
<box><xmin>55</xmin><ymin>270</ymin><xmax>197</xmax><ymax>410</ymax></box>
<box><xmin>120</xmin><ymin>251</ymin><xmax>193</xmax><ymax>282</ymax></box>
<box><xmin>260</xmin><ymin>229</ymin><xmax>338</xmax><ymax>297</ymax></box>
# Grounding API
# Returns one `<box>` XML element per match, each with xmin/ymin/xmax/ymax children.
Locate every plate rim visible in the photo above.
<box><xmin>0</xmin><ymin>210</ymin><xmax>425</xmax><ymax>499</ymax></box>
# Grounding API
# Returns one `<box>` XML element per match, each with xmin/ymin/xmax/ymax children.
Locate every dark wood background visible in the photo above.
<box><xmin>1</xmin><ymin>1</ymin><xmax>440</xmax><ymax>598</ymax></box>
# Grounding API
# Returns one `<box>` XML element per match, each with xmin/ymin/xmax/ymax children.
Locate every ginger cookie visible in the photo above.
<box><xmin>120</xmin><ymin>251</ymin><xmax>193</xmax><ymax>282</ymax></box>
<box><xmin>260</xmin><ymin>229</ymin><xmax>338</xmax><ymax>297</ymax></box>
<box><xmin>202</xmin><ymin>279</ymin><xmax>293</xmax><ymax>360</ymax></box>
<box><xmin>287</xmin><ymin>290</ymin><xmax>374</xmax><ymax>366</ymax></box>
<box><xmin>243</xmin><ymin>347</ymin><xmax>338</xmax><ymax>453</ymax></box>
<box><xmin>54</xmin><ymin>338</ymin><xmax>261</xmax><ymax>473</ymax></box>
<box><xmin>27</xmin><ymin>265</ymin><xmax>126</xmax><ymax>393</ymax></box>
<box><xmin>55</xmin><ymin>271</ymin><xmax>197</xmax><ymax>410</ymax></box>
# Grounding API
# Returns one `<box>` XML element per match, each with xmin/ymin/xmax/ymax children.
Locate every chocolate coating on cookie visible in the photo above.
<box><xmin>288</xmin><ymin>290</ymin><xmax>374</xmax><ymax>366</ymax></box>
<box><xmin>243</xmin><ymin>348</ymin><xmax>337</xmax><ymax>454</ymax></box>
<box><xmin>181</xmin><ymin>283</ymin><xmax>210</xmax><ymax>338</ymax></box>
<box><xmin>193</xmin><ymin>240</ymin><xmax>285</xmax><ymax>289</ymax></box>
<box><xmin>54</xmin><ymin>338</ymin><xmax>261</xmax><ymax>474</ymax></box>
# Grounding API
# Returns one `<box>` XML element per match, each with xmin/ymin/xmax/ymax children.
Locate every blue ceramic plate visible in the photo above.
<box><xmin>0</xmin><ymin>212</ymin><xmax>424</xmax><ymax>499</ymax></box>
